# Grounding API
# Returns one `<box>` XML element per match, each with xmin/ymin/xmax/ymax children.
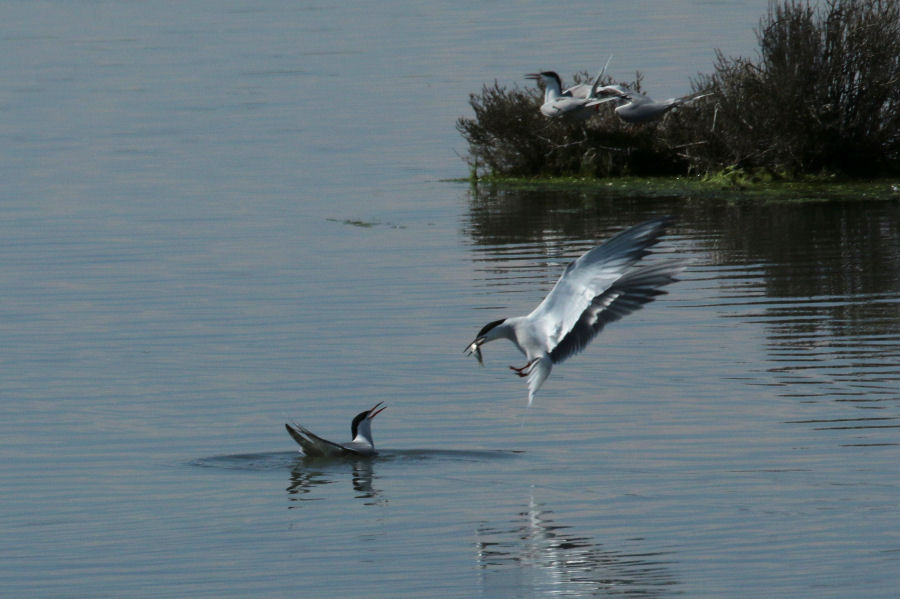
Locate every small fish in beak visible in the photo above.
<box><xmin>464</xmin><ymin>340</ymin><xmax>485</xmax><ymax>366</ymax></box>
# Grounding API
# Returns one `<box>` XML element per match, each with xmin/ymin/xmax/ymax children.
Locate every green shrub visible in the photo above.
<box><xmin>456</xmin><ymin>74</ymin><xmax>687</xmax><ymax>178</ymax></box>
<box><xmin>459</xmin><ymin>0</ymin><xmax>900</xmax><ymax>178</ymax></box>
<box><xmin>667</xmin><ymin>0</ymin><xmax>900</xmax><ymax>176</ymax></box>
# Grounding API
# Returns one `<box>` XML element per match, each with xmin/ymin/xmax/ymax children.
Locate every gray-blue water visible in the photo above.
<box><xmin>2</xmin><ymin>2</ymin><xmax>899</xmax><ymax>597</ymax></box>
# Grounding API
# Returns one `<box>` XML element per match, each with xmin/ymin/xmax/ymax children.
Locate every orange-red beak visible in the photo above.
<box><xmin>368</xmin><ymin>401</ymin><xmax>387</xmax><ymax>419</ymax></box>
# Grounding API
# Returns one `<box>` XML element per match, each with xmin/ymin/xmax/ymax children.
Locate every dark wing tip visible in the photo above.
<box><xmin>285</xmin><ymin>422</ymin><xmax>306</xmax><ymax>446</ymax></box>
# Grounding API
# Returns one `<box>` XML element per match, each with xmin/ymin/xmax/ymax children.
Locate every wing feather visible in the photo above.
<box><xmin>549</xmin><ymin>259</ymin><xmax>684</xmax><ymax>365</ymax></box>
<box><xmin>527</xmin><ymin>356</ymin><xmax>553</xmax><ymax>405</ymax></box>
<box><xmin>285</xmin><ymin>423</ymin><xmax>359</xmax><ymax>457</ymax></box>
<box><xmin>528</xmin><ymin>217</ymin><xmax>673</xmax><ymax>353</ymax></box>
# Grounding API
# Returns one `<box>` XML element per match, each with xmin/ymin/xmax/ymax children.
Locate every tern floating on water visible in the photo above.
<box><xmin>285</xmin><ymin>402</ymin><xmax>386</xmax><ymax>457</ymax></box>
<box><xmin>465</xmin><ymin>217</ymin><xmax>683</xmax><ymax>404</ymax></box>
<box><xmin>525</xmin><ymin>70</ymin><xmax>615</xmax><ymax>119</ymax></box>
<box><xmin>595</xmin><ymin>84</ymin><xmax>712</xmax><ymax>123</ymax></box>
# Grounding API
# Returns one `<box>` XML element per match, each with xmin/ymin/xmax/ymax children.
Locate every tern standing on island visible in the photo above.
<box><xmin>525</xmin><ymin>70</ymin><xmax>615</xmax><ymax>119</ymax></box>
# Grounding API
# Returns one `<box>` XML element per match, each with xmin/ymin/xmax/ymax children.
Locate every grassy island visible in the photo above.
<box><xmin>457</xmin><ymin>0</ymin><xmax>900</xmax><ymax>184</ymax></box>
<box><xmin>460</xmin><ymin>174</ymin><xmax>899</xmax><ymax>204</ymax></box>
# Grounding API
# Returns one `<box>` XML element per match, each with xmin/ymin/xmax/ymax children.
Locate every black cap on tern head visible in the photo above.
<box><xmin>477</xmin><ymin>318</ymin><xmax>506</xmax><ymax>339</ymax></box>
<box><xmin>525</xmin><ymin>71</ymin><xmax>562</xmax><ymax>87</ymax></box>
<box><xmin>350</xmin><ymin>402</ymin><xmax>386</xmax><ymax>439</ymax></box>
<box><xmin>350</xmin><ymin>411</ymin><xmax>369</xmax><ymax>439</ymax></box>
<box><xmin>540</xmin><ymin>71</ymin><xmax>562</xmax><ymax>88</ymax></box>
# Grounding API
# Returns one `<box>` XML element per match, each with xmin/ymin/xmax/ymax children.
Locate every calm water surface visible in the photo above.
<box><xmin>2</xmin><ymin>1</ymin><xmax>899</xmax><ymax>598</ymax></box>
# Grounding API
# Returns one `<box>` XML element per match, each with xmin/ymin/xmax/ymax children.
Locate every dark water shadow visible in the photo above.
<box><xmin>191</xmin><ymin>449</ymin><xmax>524</xmax><ymax>506</ymax></box>
<box><xmin>191</xmin><ymin>448</ymin><xmax>523</xmax><ymax>471</ymax></box>
<box><xmin>191</xmin><ymin>451</ymin><xmax>300</xmax><ymax>471</ymax></box>
<box><xmin>286</xmin><ymin>449</ymin><xmax>523</xmax><ymax>505</ymax></box>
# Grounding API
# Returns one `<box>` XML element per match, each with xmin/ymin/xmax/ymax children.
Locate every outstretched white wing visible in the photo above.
<box><xmin>549</xmin><ymin>260</ymin><xmax>684</xmax><ymax>365</ymax></box>
<box><xmin>527</xmin><ymin>217</ymin><xmax>673</xmax><ymax>356</ymax></box>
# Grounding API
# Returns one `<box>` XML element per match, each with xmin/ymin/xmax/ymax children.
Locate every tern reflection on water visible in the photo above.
<box><xmin>288</xmin><ymin>458</ymin><xmax>383</xmax><ymax>506</ymax></box>
<box><xmin>465</xmin><ymin>217</ymin><xmax>684</xmax><ymax>404</ymax></box>
<box><xmin>476</xmin><ymin>495</ymin><xmax>678</xmax><ymax>597</ymax></box>
<box><xmin>284</xmin><ymin>449</ymin><xmax>523</xmax><ymax>507</ymax></box>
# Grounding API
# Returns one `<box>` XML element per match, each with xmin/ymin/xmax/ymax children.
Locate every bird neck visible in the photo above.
<box><xmin>495</xmin><ymin>316</ymin><xmax>533</xmax><ymax>356</ymax></box>
<box><xmin>543</xmin><ymin>80</ymin><xmax>562</xmax><ymax>103</ymax></box>
<box><xmin>483</xmin><ymin>318</ymin><xmax>516</xmax><ymax>343</ymax></box>
<box><xmin>352</xmin><ymin>422</ymin><xmax>374</xmax><ymax>446</ymax></box>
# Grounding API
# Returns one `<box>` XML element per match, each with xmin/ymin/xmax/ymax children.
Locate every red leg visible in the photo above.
<box><xmin>509</xmin><ymin>359</ymin><xmax>537</xmax><ymax>378</ymax></box>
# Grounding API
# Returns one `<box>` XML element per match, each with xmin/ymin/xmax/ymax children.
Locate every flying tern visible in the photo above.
<box><xmin>525</xmin><ymin>70</ymin><xmax>616</xmax><ymax>119</ymax></box>
<box><xmin>595</xmin><ymin>84</ymin><xmax>712</xmax><ymax>123</ymax></box>
<box><xmin>285</xmin><ymin>402</ymin><xmax>386</xmax><ymax>457</ymax></box>
<box><xmin>464</xmin><ymin>217</ymin><xmax>683</xmax><ymax>404</ymax></box>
